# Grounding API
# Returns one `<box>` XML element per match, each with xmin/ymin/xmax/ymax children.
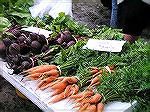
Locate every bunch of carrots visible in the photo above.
<box><xmin>69</xmin><ymin>88</ymin><xmax>104</xmax><ymax>112</ymax></box>
<box><xmin>87</xmin><ymin>65</ymin><xmax>115</xmax><ymax>88</ymax></box>
<box><xmin>20</xmin><ymin>65</ymin><xmax>80</xmax><ymax>103</ymax></box>
<box><xmin>20</xmin><ymin>64</ymin><xmax>60</xmax><ymax>89</ymax></box>
<box><xmin>68</xmin><ymin>65</ymin><xmax>115</xmax><ymax>112</ymax></box>
<box><xmin>20</xmin><ymin>64</ymin><xmax>115</xmax><ymax>112</ymax></box>
<box><xmin>40</xmin><ymin>76</ymin><xmax>79</xmax><ymax>104</ymax></box>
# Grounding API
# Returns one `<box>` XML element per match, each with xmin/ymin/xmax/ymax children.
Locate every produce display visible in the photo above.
<box><xmin>0</xmin><ymin>1</ymin><xmax>150</xmax><ymax>112</ymax></box>
<box><xmin>0</xmin><ymin>24</ymin><xmax>79</xmax><ymax>74</ymax></box>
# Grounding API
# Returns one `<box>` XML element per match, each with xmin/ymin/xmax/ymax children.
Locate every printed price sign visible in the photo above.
<box><xmin>83</xmin><ymin>39</ymin><xmax>126</xmax><ymax>52</ymax></box>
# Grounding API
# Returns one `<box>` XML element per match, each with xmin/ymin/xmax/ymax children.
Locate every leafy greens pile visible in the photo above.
<box><xmin>0</xmin><ymin>0</ymin><xmax>35</xmax><ymax>31</ymax></box>
<box><xmin>53</xmin><ymin>39</ymin><xmax>150</xmax><ymax>110</ymax></box>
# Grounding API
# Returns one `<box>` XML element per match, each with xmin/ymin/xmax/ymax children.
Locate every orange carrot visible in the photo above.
<box><xmin>29</xmin><ymin>65</ymin><xmax>57</xmax><ymax>75</ymax></box>
<box><xmin>69</xmin><ymin>92</ymin><xmax>84</xmax><ymax>99</ymax></box>
<box><xmin>39</xmin><ymin>70</ymin><xmax>59</xmax><ymax>80</ymax></box>
<box><xmin>56</xmin><ymin>77</ymin><xmax>65</xmax><ymax>81</ymax></box>
<box><xmin>97</xmin><ymin>102</ymin><xmax>104</xmax><ymax>112</ymax></box>
<box><xmin>75</xmin><ymin>91</ymin><xmax>94</xmax><ymax>103</ymax></box>
<box><xmin>51</xmin><ymin>81</ymin><xmax>68</xmax><ymax>90</ymax></box>
<box><xmin>90</xmin><ymin>69</ymin><xmax>99</xmax><ymax>75</ymax></box>
<box><xmin>40</xmin><ymin>82</ymin><xmax>49</xmax><ymax>88</ymax></box>
<box><xmin>89</xmin><ymin>76</ymin><xmax>100</xmax><ymax>87</ymax></box>
<box><xmin>27</xmin><ymin>77</ymin><xmax>39</xmax><ymax>80</ymax></box>
<box><xmin>91</xmin><ymin>81</ymin><xmax>100</xmax><ymax>87</ymax></box>
<box><xmin>86</xmin><ymin>104</ymin><xmax>97</xmax><ymax>112</ymax></box>
<box><xmin>73</xmin><ymin>103</ymin><xmax>83</xmax><ymax>109</ymax></box>
<box><xmin>26</xmin><ymin>73</ymin><xmax>42</xmax><ymax>80</ymax></box>
<box><xmin>36</xmin><ymin>76</ymin><xmax>57</xmax><ymax>90</ymax></box>
<box><xmin>42</xmin><ymin>69</ymin><xmax>59</xmax><ymax>77</ymax></box>
<box><xmin>64</xmin><ymin>85</ymin><xmax>72</xmax><ymax>97</ymax></box>
<box><xmin>26</xmin><ymin>65</ymin><xmax>50</xmax><ymax>72</ymax></box>
<box><xmin>49</xmin><ymin>92</ymin><xmax>66</xmax><ymax>104</ymax></box>
<box><xmin>51</xmin><ymin>89</ymin><xmax>65</xmax><ymax>96</ymax></box>
<box><xmin>62</xmin><ymin>76</ymin><xmax>78</xmax><ymax>84</ymax></box>
<box><xmin>40</xmin><ymin>80</ymin><xmax>61</xmax><ymax>90</ymax></box>
<box><xmin>78</xmin><ymin>103</ymin><xmax>90</xmax><ymax>112</ymax></box>
<box><xmin>92</xmin><ymin>70</ymin><xmax>103</xmax><ymax>78</ymax></box>
<box><xmin>71</xmin><ymin>84</ymin><xmax>79</xmax><ymax>95</ymax></box>
<box><xmin>81</xmin><ymin>93</ymin><xmax>102</xmax><ymax>104</ymax></box>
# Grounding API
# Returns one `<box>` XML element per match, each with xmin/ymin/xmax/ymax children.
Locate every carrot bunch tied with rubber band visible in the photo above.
<box><xmin>87</xmin><ymin>65</ymin><xmax>116</xmax><ymax>89</ymax></box>
<box><xmin>26</xmin><ymin>75</ymin><xmax>79</xmax><ymax>104</ymax></box>
<box><xmin>19</xmin><ymin>64</ymin><xmax>58</xmax><ymax>76</ymax></box>
<box><xmin>19</xmin><ymin>64</ymin><xmax>61</xmax><ymax>89</ymax></box>
<box><xmin>89</xmin><ymin>65</ymin><xmax>115</xmax><ymax>77</ymax></box>
<box><xmin>35</xmin><ymin>70</ymin><xmax>60</xmax><ymax>90</ymax></box>
<box><xmin>64</xmin><ymin>65</ymin><xmax>115</xmax><ymax>112</ymax></box>
<box><xmin>70</xmin><ymin>87</ymin><xmax>105</xmax><ymax>112</ymax></box>
<box><xmin>49</xmin><ymin>84</ymin><xmax>79</xmax><ymax>104</ymax></box>
<box><xmin>47</xmin><ymin>76</ymin><xmax>80</xmax><ymax>104</ymax></box>
<box><xmin>20</xmin><ymin>64</ymin><xmax>60</xmax><ymax>81</ymax></box>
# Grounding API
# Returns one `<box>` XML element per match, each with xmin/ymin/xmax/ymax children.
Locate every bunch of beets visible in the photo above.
<box><xmin>0</xmin><ymin>25</ymin><xmax>50</xmax><ymax>73</ymax></box>
<box><xmin>0</xmin><ymin>25</ymin><xmax>77</xmax><ymax>74</ymax></box>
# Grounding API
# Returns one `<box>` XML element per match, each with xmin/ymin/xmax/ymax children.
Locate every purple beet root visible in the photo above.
<box><xmin>2</xmin><ymin>38</ymin><xmax>12</xmax><ymax>47</ymax></box>
<box><xmin>67</xmin><ymin>40</ymin><xmax>76</xmax><ymax>47</ymax></box>
<box><xmin>9</xmin><ymin>43</ymin><xmax>20</xmax><ymax>55</ymax></box>
<box><xmin>0</xmin><ymin>41</ymin><xmax>6</xmax><ymax>56</ymax></box>
<box><xmin>41</xmin><ymin>45</ymin><xmax>49</xmax><ymax>52</ymax></box>
<box><xmin>31</xmin><ymin>41</ymin><xmax>42</xmax><ymax>51</ymax></box>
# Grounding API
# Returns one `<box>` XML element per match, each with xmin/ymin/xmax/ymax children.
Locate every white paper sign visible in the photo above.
<box><xmin>83</xmin><ymin>39</ymin><xmax>126</xmax><ymax>52</ymax></box>
<box><xmin>22</xmin><ymin>27</ymin><xmax>52</xmax><ymax>38</ymax></box>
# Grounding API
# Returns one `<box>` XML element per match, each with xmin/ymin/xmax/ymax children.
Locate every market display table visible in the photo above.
<box><xmin>0</xmin><ymin>59</ymin><xmax>136</xmax><ymax>112</ymax></box>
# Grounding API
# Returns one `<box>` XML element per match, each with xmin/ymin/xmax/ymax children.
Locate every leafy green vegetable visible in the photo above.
<box><xmin>91</xmin><ymin>25</ymin><xmax>124</xmax><ymax>40</ymax></box>
<box><xmin>0</xmin><ymin>17</ymin><xmax>11</xmax><ymax>32</ymax></box>
<box><xmin>53</xmin><ymin>38</ymin><xmax>150</xmax><ymax>107</ymax></box>
<box><xmin>96</xmin><ymin>40</ymin><xmax>150</xmax><ymax>109</ymax></box>
<box><xmin>0</xmin><ymin>0</ymin><xmax>34</xmax><ymax>27</ymax></box>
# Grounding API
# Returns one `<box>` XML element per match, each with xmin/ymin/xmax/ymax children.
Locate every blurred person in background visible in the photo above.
<box><xmin>101</xmin><ymin>0</ymin><xmax>150</xmax><ymax>40</ymax></box>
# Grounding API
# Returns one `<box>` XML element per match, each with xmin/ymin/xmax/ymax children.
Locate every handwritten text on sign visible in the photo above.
<box><xmin>83</xmin><ymin>39</ymin><xmax>126</xmax><ymax>52</ymax></box>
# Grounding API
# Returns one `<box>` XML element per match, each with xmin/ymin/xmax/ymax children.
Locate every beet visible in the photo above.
<box><xmin>25</xmin><ymin>37</ymin><xmax>32</xmax><ymax>45</ymax></box>
<box><xmin>20</xmin><ymin>45</ymin><xmax>31</xmax><ymax>55</ymax></box>
<box><xmin>21</xmin><ymin>61</ymin><xmax>31</xmax><ymax>69</ymax></box>
<box><xmin>31</xmin><ymin>41</ymin><xmax>42</xmax><ymax>50</ymax></box>
<box><xmin>10</xmin><ymin>29</ymin><xmax>21</xmax><ymax>37</ymax></box>
<box><xmin>9</xmin><ymin>43</ymin><xmax>20</xmax><ymax>55</ymax></box>
<box><xmin>56</xmin><ymin>37</ymin><xmax>64</xmax><ymax>44</ymax></box>
<box><xmin>11</xmin><ymin>39</ymin><xmax>18</xmax><ymax>44</ymax></box>
<box><xmin>41</xmin><ymin>45</ymin><xmax>49</xmax><ymax>52</ymax></box>
<box><xmin>37</xmin><ymin>34</ymin><xmax>47</xmax><ymax>45</ymax></box>
<box><xmin>18</xmin><ymin>54</ymin><xmax>30</xmax><ymax>61</ymax></box>
<box><xmin>0</xmin><ymin>41</ymin><xmax>6</xmax><ymax>57</ymax></box>
<box><xmin>2</xmin><ymin>38</ymin><xmax>12</xmax><ymax>47</ymax></box>
<box><xmin>67</xmin><ymin>40</ymin><xmax>76</xmax><ymax>47</ymax></box>
<box><xmin>62</xmin><ymin>42</ymin><xmax>67</xmax><ymax>48</ymax></box>
<box><xmin>29</xmin><ymin>33</ymin><xmax>38</xmax><ymax>41</ymax></box>
<box><xmin>60</xmin><ymin>31</ymin><xmax>72</xmax><ymax>42</ymax></box>
<box><xmin>18</xmin><ymin>35</ymin><xmax>26</xmax><ymax>43</ymax></box>
<box><xmin>48</xmin><ymin>38</ymin><xmax>57</xmax><ymax>45</ymax></box>
<box><xmin>55</xmin><ymin>32</ymin><xmax>61</xmax><ymax>39</ymax></box>
<box><xmin>11</xmin><ymin>56</ymin><xmax>19</xmax><ymax>64</ymax></box>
